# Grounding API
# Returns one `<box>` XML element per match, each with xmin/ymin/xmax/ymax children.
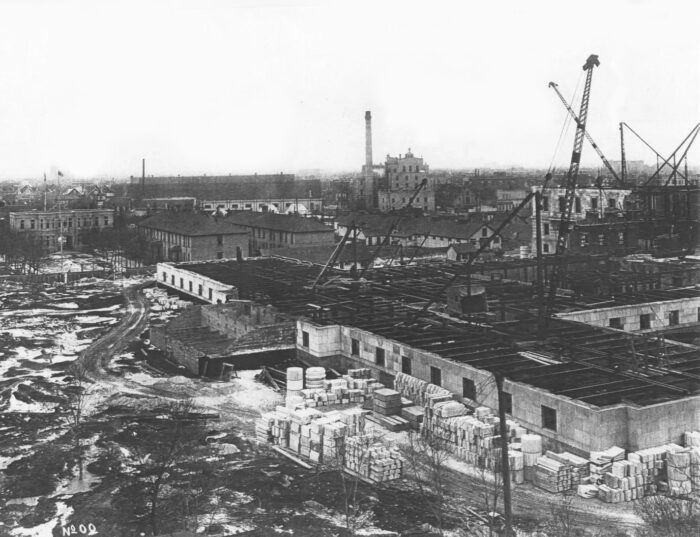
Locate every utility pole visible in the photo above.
<box><xmin>495</xmin><ymin>373</ymin><xmax>513</xmax><ymax>537</ymax></box>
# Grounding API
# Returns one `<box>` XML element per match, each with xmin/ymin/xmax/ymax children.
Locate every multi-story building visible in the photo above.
<box><xmin>530</xmin><ymin>186</ymin><xmax>632</xmax><ymax>254</ymax></box>
<box><xmin>138</xmin><ymin>212</ymin><xmax>250</xmax><ymax>262</ymax></box>
<box><xmin>8</xmin><ymin>208</ymin><xmax>114</xmax><ymax>251</ymax></box>
<box><xmin>377</xmin><ymin>149</ymin><xmax>436</xmax><ymax>212</ymax></box>
<box><xmin>224</xmin><ymin>212</ymin><xmax>335</xmax><ymax>255</ymax></box>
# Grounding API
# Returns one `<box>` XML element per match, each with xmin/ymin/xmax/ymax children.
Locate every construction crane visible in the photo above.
<box><xmin>358</xmin><ymin>178</ymin><xmax>428</xmax><ymax>278</ymax></box>
<box><xmin>544</xmin><ymin>54</ymin><xmax>600</xmax><ymax>322</ymax></box>
<box><xmin>548</xmin><ymin>81</ymin><xmax>623</xmax><ymax>186</ymax></box>
<box><xmin>310</xmin><ymin>223</ymin><xmax>355</xmax><ymax>291</ymax></box>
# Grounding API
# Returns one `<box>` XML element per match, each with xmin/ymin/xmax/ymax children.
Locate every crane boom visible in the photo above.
<box><xmin>548</xmin><ymin>80</ymin><xmax>622</xmax><ymax>186</ymax></box>
<box><xmin>358</xmin><ymin>178</ymin><xmax>428</xmax><ymax>278</ymax></box>
<box><xmin>545</xmin><ymin>54</ymin><xmax>600</xmax><ymax>321</ymax></box>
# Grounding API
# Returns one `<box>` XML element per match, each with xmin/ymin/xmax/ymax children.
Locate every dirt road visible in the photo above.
<box><xmin>76</xmin><ymin>282</ymin><xmax>150</xmax><ymax>377</ymax></box>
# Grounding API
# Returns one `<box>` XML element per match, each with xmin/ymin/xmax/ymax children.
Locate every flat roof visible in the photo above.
<box><xmin>167</xmin><ymin>257</ymin><xmax>700</xmax><ymax>408</ymax></box>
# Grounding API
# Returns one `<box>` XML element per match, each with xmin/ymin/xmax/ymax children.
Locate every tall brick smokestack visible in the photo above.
<box><xmin>365</xmin><ymin>111</ymin><xmax>372</xmax><ymax>169</ymax></box>
<box><xmin>363</xmin><ymin>111</ymin><xmax>374</xmax><ymax>208</ymax></box>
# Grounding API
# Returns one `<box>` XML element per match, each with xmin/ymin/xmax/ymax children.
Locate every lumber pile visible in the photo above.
<box><xmin>533</xmin><ymin>456</ymin><xmax>571</xmax><ymax>493</ymax></box>
<box><xmin>400</xmin><ymin>405</ymin><xmax>425</xmax><ymax>429</ymax></box>
<box><xmin>589</xmin><ymin>446</ymin><xmax>625</xmax><ymax>482</ymax></box>
<box><xmin>373</xmin><ymin>388</ymin><xmax>402</xmax><ymax>416</ymax></box>
<box><xmin>345</xmin><ymin>435</ymin><xmax>403</xmax><ymax>482</ymax></box>
<box><xmin>546</xmin><ymin>451</ymin><xmax>589</xmax><ymax>488</ymax></box>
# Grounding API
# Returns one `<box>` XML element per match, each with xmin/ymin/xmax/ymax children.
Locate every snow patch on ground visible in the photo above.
<box><xmin>0</xmin><ymin>454</ymin><xmax>26</xmax><ymax>470</ymax></box>
<box><xmin>54</xmin><ymin>302</ymin><xmax>80</xmax><ymax>309</ymax></box>
<box><xmin>228</xmin><ymin>369</ymin><xmax>284</xmax><ymax>411</ymax></box>
<box><xmin>8</xmin><ymin>393</ymin><xmax>58</xmax><ymax>413</ymax></box>
<box><xmin>9</xmin><ymin>501</ymin><xmax>73</xmax><ymax>537</ymax></box>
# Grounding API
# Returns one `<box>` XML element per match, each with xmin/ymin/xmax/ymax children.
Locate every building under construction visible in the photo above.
<box><xmin>155</xmin><ymin>255</ymin><xmax>700</xmax><ymax>456</ymax></box>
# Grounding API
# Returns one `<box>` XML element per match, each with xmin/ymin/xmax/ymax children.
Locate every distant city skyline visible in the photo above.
<box><xmin>0</xmin><ymin>0</ymin><xmax>698</xmax><ymax>180</ymax></box>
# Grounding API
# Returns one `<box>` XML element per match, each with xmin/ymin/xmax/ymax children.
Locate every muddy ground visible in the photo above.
<box><xmin>0</xmin><ymin>274</ymin><xmax>645</xmax><ymax>536</ymax></box>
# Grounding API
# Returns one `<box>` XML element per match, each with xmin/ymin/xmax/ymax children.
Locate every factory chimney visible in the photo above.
<box><xmin>141</xmin><ymin>158</ymin><xmax>145</xmax><ymax>197</ymax></box>
<box><xmin>363</xmin><ymin>111</ymin><xmax>374</xmax><ymax>208</ymax></box>
<box><xmin>365</xmin><ymin>111</ymin><xmax>372</xmax><ymax>169</ymax></box>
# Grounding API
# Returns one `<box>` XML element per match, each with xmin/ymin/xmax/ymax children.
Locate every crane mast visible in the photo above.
<box><xmin>548</xmin><ymin>81</ymin><xmax>622</xmax><ymax>186</ymax></box>
<box><xmin>545</xmin><ymin>54</ymin><xmax>600</xmax><ymax>319</ymax></box>
<box><xmin>619</xmin><ymin>122</ymin><xmax>627</xmax><ymax>185</ymax></box>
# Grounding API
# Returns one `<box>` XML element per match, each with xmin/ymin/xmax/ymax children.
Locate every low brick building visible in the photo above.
<box><xmin>138</xmin><ymin>212</ymin><xmax>249</xmax><ymax>262</ymax></box>
<box><xmin>223</xmin><ymin>212</ymin><xmax>334</xmax><ymax>255</ymax></box>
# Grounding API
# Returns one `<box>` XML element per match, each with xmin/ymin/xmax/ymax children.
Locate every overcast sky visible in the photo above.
<box><xmin>0</xmin><ymin>0</ymin><xmax>698</xmax><ymax>180</ymax></box>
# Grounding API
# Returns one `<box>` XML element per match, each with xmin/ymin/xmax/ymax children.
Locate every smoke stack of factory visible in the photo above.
<box><xmin>362</xmin><ymin>110</ymin><xmax>374</xmax><ymax>208</ymax></box>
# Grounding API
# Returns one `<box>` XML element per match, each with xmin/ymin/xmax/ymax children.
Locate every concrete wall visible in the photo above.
<box><xmin>202</xmin><ymin>301</ymin><xmax>286</xmax><ymax>337</ymax></box>
<box><xmin>555</xmin><ymin>296</ymin><xmax>700</xmax><ymax>332</ymax></box>
<box><xmin>157</xmin><ymin>262</ymin><xmax>236</xmax><ymax>304</ymax></box>
<box><xmin>295</xmin><ymin>318</ymin><xmax>700</xmax><ymax>454</ymax></box>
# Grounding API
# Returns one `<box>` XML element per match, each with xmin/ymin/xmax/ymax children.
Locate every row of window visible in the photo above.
<box><xmin>18</xmin><ymin>216</ymin><xmax>109</xmax><ymax>230</ymax></box>
<box><xmin>162</xmin><ymin>272</ymin><xmax>214</xmax><ymax>300</ymax></box>
<box><xmin>253</xmin><ymin>227</ymin><xmax>295</xmax><ymax>244</ymax></box>
<box><xmin>610</xmin><ymin>308</ymin><xmax>697</xmax><ymax>330</ymax></box>
<box><xmin>390</xmin><ymin>165</ymin><xmax>422</xmax><ymax>173</ymax></box>
<box><xmin>150</xmin><ymin>229</ymin><xmax>192</xmax><ymax>248</ymax></box>
<box><xmin>349</xmin><ymin>336</ymin><xmax>558</xmax><ymax>431</ymax></box>
<box><xmin>541</xmin><ymin>195</ymin><xmax>617</xmax><ymax>214</ymax></box>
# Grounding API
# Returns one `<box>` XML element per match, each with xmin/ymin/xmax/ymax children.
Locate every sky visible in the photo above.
<box><xmin>0</xmin><ymin>0</ymin><xmax>698</xmax><ymax>180</ymax></box>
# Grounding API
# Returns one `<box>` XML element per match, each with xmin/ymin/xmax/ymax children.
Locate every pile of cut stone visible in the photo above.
<box><xmin>345</xmin><ymin>435</ymin><xmax>403</xmax><ymax>482</ymax></box>
<box><xmin>286</xmin><ymin>367</ymin><xmax>382</xmax><ymax>409</ymax></box>
<box><xmin>256</xmin><ymin>405</ymin><xmax>404</xmax><ymax>482</ymax></box>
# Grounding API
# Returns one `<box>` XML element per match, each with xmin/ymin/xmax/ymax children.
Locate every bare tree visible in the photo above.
<box><xmin>634</xmin><ymin>494</ymin><xmax>700</xmax><ymax>537</ymax></box>
<box><xmin>547</xmin><ymin>492</ymin><xmax>577</xmax><ymax>537</ymax></box>
<box><xmin>123</xmin><ymin>397</ymin><xmax>207</xmax><ymax>536</ymax></box>
<box><xmin>65</xmin><ymin>359</ymin><xmax>93</xmax><ymax>480</ymax></box>
<box><xmin>400</xmin><ymin>429</ymin><xmax>451</xmax><ymax>535</ymax></box>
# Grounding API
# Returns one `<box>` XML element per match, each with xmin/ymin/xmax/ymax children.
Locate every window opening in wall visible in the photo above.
<box><xmin>162</xmin><ymin>272</ymin><xmax>167</xmax><ymax>282</ymax></box>
<box><xmin>502</xmin><ymin>392</ymin><xmax>513</xmax><ymax>414</ymax></box>
<box><xmin>208</xmin><ymin>288</ymin><xmax>213</xmax><ymax>300</ymax></box>
<box><xmin>430</xmin><ymin>366</ymin><xmax>442</xmax><ymax>386</ymax></box>
<box><xmin>198</xmin><ymin>284</ymin><xmax>203</xmax><ymax>296</ymax></box>
<box><xmin>302</xmin><ymin>331</ymin><xmax>309</xmax><ymax>347</ymax></box>
<box><xmin>609</xmin><ymin>317</ymin><xmax>623</xmax><ymax>330</ymax></box>
<box><xmin>542</xmin><ymin>405</ymin><xmax>557</xmax><ymax>431</ymax></box>
<box><xmin>543</xmin><ymin>223</ymin><xmax>550</xmax><ymax>235</ymax></box>
<box><xmin>669</xmin><ymin>310</ymin><xmax>679</xmax><ymax>326</ymax></box>
<box><xmin>462</xmin><ymin>378</ymin><xmax>476</xmax><ymax>400</ymax></box>
<box><xmin>189</xmin><ymin>281</ymin><xmax>193</xmax><ymax>292</ymax></box>
<box><xmin>171</xmin><ymin>275</ymin><xmax>175</xmax><ymax>285</ymax></box>
<box><xmin>640</xmin><ymin>313</ymin><xmax>651</xmax><ymax>330</ymax></box>
<box><xmin>375</xmin><ymin>347</ymin><xmax>385</xmax><ymax>367</ymax></box>
<box><xmin>180</xmin><ymin>277</ymin><xmax>183</xmax><ymax>288</ymax></box>
<box><xmin>351</xmin><ymin>338</ymin><xmax>359</xmax><ymax>356</ymax></box>
<box><xmin>401</xmin><ymin>356</ymin><xmax>411</xmax><ymax>375</ymax></box>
